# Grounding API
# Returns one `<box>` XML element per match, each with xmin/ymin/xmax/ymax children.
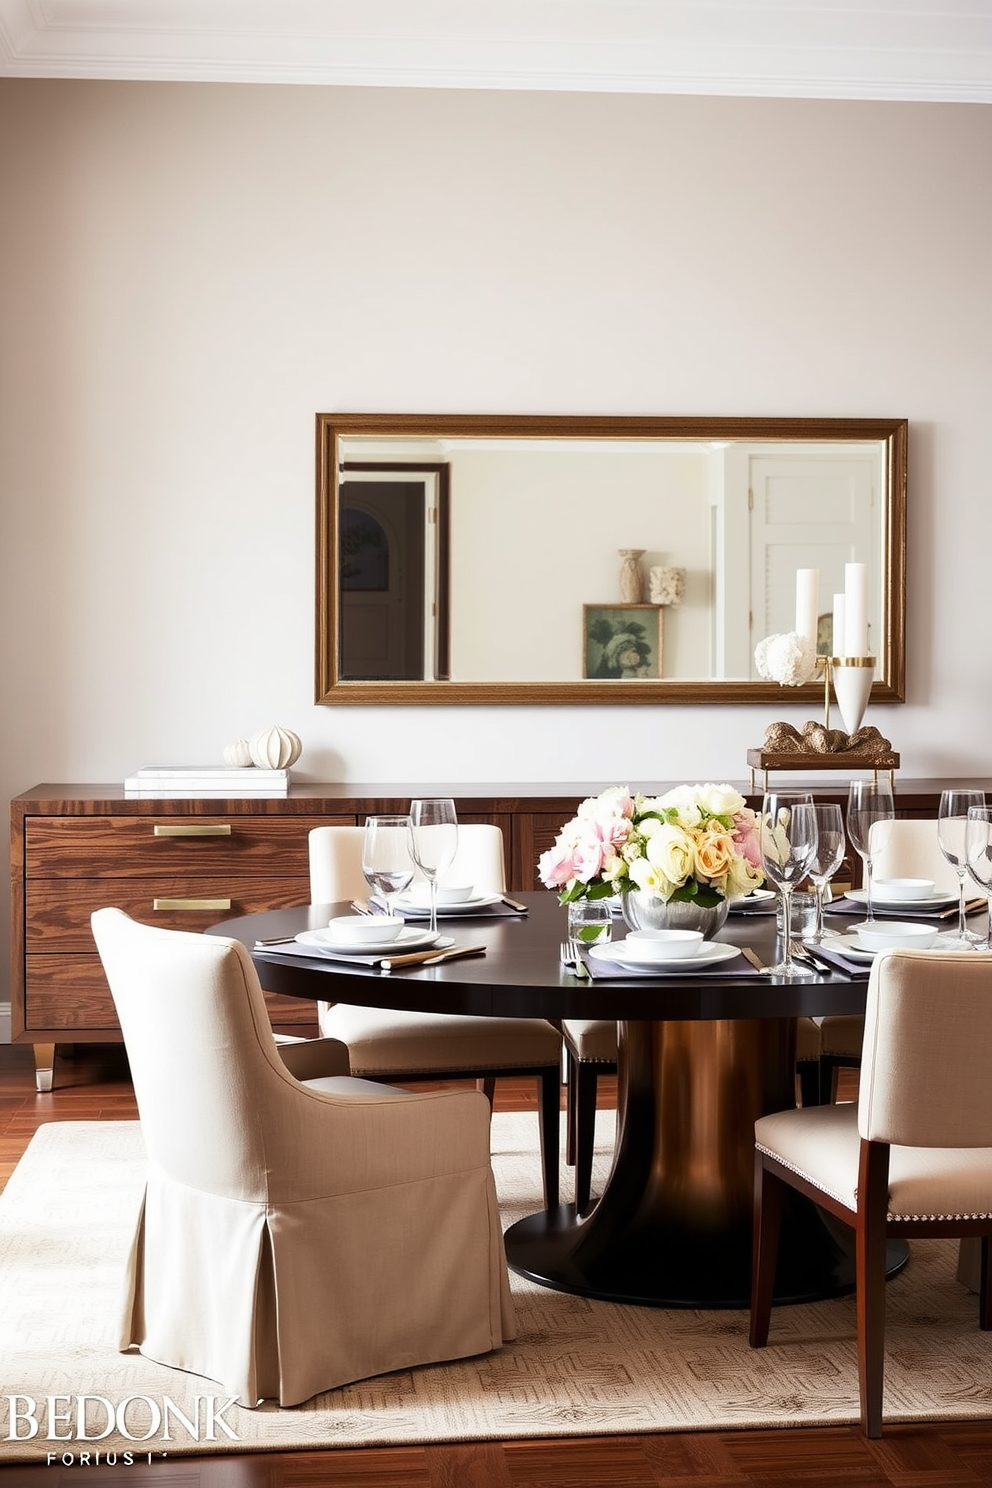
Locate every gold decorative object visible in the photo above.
<box><xmin>748</xmin><ymin>655</ymin><xmax>898</xmax><ymax>790</ymax></box>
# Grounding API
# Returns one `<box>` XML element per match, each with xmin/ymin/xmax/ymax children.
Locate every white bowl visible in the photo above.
<box><xmin>873</xmin><ymin>877</ymin><xmax>936</xmax><ymax>901</ymax></box>
<box><xmin>408</xmin><ymin>882</ymin><xmax>474</xmax><ymax>906</ymax></box>
<box><xmin>625</xmin><ymin>928</ymin><xmax>705</xmax><ymax>960</ymax></box>
<box><xmin>325</xmin><ymin>914</ymin><xmax>405</xmax><ymax>945</ymax></box>
<box><xmin>853</xmin><ymin>920</ymin><xmax>938</xmax><ymax>953</ymax></box>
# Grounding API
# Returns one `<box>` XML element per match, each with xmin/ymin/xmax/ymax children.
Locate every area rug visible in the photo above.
<box><xmin>2</xmin><ymin>1116</ymin><xmax>991</xmax><ymax>1463</ymax></box>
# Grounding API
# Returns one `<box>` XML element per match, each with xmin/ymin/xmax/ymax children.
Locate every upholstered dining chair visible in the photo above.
<box><xmin>308</xmin><ymin>823</ymin><xmax>564</xmax><ymax>1208</ymax></box>
<box><xmin>90</xmin><ymin>907</ymin><xmax>516</xmax><ymax>1407</ymax></box>
<box><xmin>749</xmin><ymin>946</ymin><xmax>992</xmax><ymax>1437</ymax></box>
<box><xmin>562</xmin><ymin>1016</ymin><xmax>824</xmax><ymax>1215</ymax></box>
<box><xmin>818</xmin><ymin>818</ymin><xmax>961</xmax><ymax>1101</ymax></box>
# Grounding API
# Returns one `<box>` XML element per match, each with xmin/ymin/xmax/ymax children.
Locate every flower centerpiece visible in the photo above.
<box><xmin>538</xmin><ymin>783</ymin><xmax>765</xmax><ymax>936</ymax></box>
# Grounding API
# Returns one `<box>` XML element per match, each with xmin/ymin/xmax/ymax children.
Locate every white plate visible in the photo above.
<box><xmin>296</xmin><ymin>927</ymin><xmax>441</xmax><ymax>956</ymax></box>
<box><xmin>394</xmin><ymin>892</ymin><xmax>504</xmax><ymax>917</ymax></box>
<box><xmin>846</xmin><ymin>888</ymin><xmax>957</xmax><ymax>911</ymax></box>
<box><xmin>729</xmin><ymin>889</ymin><xmax>776</xmax><ymax>913</ymax></box>
<box><xmin>822</xmin><ymin>929</ymin><xmax>957</xmax><ymax>963</ymax></box>
<box><xmin>589</xmin><ymin>940</ymin><xmax>742</xmax><ymax>971</ymax></box>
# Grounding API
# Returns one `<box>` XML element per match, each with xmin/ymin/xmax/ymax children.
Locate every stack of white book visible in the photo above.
<box><xmin>123</xmin><ymin>765</ymin><xmax>290</xmax><ymax>797</ymax></box>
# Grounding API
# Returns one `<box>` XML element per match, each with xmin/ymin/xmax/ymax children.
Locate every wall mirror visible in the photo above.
<box><xmin>316</xmin><ymin>414</ymin><xmax>906</xmax><ymax>706</ymax></box>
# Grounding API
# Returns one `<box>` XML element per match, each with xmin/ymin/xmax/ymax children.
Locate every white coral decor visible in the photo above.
<box><xmin>754</xmin><ymin>632</ymin><xmax>817</xmax><ymax>687</ymax></box>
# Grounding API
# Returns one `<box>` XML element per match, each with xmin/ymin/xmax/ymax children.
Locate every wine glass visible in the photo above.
<box><xmin>408</xmin><ymin>798</ymin><xmax>459</xmax><ymax>938</ymax></box>
<box><xmin>965</xmin><ymin>806</ymin><xmax>992</xmax><ymax>951</ymax></box>
<box><xmin>940</xmin><ymin>789</ymin><xmax>986</xmax><ymax>948</ymax></box>
<box><xmin>361</xmin><ymin>815</ymin><xmax>414</xmax><ymax>917</ymax></box>
<box><xmin>846</xmin><ymin>779</ymin><xmax>895</xmax><ymax>925</ymax></box>
<box><xmin>759</xmin><ymin>791</ymin><xmax>819</xmax><ymax>976</ymax></box>
<box><xmin>807</xmin><ymin>803</ymin><xmax>845</xmax><ymax>944</ymax></box>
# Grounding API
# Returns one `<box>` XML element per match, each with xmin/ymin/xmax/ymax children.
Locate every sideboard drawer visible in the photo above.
<box><xmin>26</xmin><ymin>876</ymin><xmax>311</xmax><ymax>950</ymax></box>
<box><xmin>25</xmin><ymin>955</ymin><xmax>319</xmax><ymax>1034</ymax></box>
<box><xmin>24</xmin><ymin>815</ymin><xmax>352</xmax><ymax>878</ymax></box>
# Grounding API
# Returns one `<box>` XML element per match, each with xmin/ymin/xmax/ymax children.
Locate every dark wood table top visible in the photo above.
<box><xmin>215</xmin><ymin>893</ymin><xmax>871</xmax><ymax>1022</ymax></box>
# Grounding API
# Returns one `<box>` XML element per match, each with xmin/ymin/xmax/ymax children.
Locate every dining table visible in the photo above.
<box><xmin>212</xmin><ymin>891</ymin><xmax>905</xmax><ymax>1311</ymax></box>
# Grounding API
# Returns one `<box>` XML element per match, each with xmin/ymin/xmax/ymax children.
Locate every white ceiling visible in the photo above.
<box><xmin>1</xmin><ymin>1</ymin><xmax>991</xmax><ymax>102</ymax></box>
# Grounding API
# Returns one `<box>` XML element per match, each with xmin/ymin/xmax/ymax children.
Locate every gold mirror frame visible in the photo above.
<box><xmin>316</xmin><ymin>413</ymin><xmax>906</xmax><ymax>706</ymax></box>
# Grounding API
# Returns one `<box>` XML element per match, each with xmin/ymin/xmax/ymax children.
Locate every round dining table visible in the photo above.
<box><xmin>213</xmin><ymin>893</ymin><xmax>898</xmax><ymax>1311</ymax></box>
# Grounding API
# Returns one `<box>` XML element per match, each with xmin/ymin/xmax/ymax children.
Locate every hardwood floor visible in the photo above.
<box><xmin>2</xmin><ymin>1044</ymin><xmax>992</xmax><ymax>1487</ymax></box>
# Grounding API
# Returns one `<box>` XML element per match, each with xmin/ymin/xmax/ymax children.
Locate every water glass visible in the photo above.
<box><xmin>567</xmin><ymin>900</ymin><xmax>613</xmax><ymax>947</ymax></box>
<box><xmin>776</xmin><ymin>891</ymin><xmax>818</xmax><ymax>941</ymax></box>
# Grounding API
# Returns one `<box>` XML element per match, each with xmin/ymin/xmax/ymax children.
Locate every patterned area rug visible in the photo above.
<box><xmin>1</xmin><ymin>1115</ymin><xmax>991</xmax><ymax>1463</ymax></box>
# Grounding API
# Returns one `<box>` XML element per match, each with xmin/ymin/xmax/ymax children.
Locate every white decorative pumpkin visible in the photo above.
<box><xmin>223</xmin><ymin>739</ymin><xmax>254</xmax><ymax>768</ymax></box>
<box><xmin>249</xmin><ymin>726</ymin><xmax>303</xmax><ymax>770</ymax></box>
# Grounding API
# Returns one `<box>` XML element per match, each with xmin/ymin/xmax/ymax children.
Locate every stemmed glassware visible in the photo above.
<box><xmin>938</xmin><ymin>788</ymin><xmax>986</xmax><ymax>948</ymax></box>
<box><xmin>408</xmin><ymin>798</ymin><xmax>459</xmax><ymax>938</ymax></box>
<box><xmin>361</xmin><ymin>815</ymin><xmax>414</xmax><ymax>918</ymax></box>
<box><xmin>965</xmin><ymin>806</ymin><xmax>992</xmax><ymax>951</ymax></box>
<box><xmin>759</xmin><ymin>791</ymin><xmax>819</xmax><ymax>976</ymax></box>
<box><xmin>807</xmin><ymin>802</ymin><xmax>846</xmax><ymax>944</ymax></box>
<box><xmin>846</xmin><ymin>779</ymin><xmax>895</xmax><ymax>925</ymax></box>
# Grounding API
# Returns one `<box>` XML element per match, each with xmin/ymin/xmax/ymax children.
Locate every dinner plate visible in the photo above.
<box><xmin>296</xmin><ymin>927</ymin><xmax>441</xmax><ymax>956</ymax></box>
<box><xmin>729</xmin><ymin>888</ymin><xmax>776</xmax><ymax>913</ymax></box>
<box><xmin>821</xmin><ymin>929</ymin><xmax>957</xmax><ymax>963</ymax></box>
<box><xmin>846</xmin><ymin>888</ymin><xmax>957</xmax><ymax>912</ymax></box>
<box><xmin>394</xmin><ymin>892</ymin><xmax>504</xmax><ymax>917</ymax></box>
<box><xmin>589</xmin><ymin>940</ymin><xmax>742</xmax><ymax>971</ymax></box>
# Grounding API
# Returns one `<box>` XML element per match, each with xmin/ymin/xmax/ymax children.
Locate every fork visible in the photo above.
<box><xmin>560</xmin><ymin>940</ymin><xmax>591</xmax><ymax>978</ymax></box>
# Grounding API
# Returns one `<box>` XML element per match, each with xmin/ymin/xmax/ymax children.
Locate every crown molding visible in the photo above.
<box><xmin>2</xmin><ymin>1</ymin><xmax>991</xmax><ymax>102</ymax></box>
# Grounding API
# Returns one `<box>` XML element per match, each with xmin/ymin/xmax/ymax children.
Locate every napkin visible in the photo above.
<box><xmin>799</xmin><ymin>942</ymin><xmax>867</xmax><ymax>978</ymax></box>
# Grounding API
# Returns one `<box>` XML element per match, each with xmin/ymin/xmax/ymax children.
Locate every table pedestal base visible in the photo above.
<box><xmin>505</xmin><ymin>1016</ymin><xmax>909</xmax><ymax>1308</ymax></box>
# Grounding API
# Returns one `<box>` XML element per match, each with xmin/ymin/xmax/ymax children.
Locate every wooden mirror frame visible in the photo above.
<box><xmin>316</xmin><ymin>413</ymin><xmax>907</xmax><ymax>707</ymax></box>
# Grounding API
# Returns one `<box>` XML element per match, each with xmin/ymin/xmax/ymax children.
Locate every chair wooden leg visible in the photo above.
<box><xmin>478</xmin><ymin>1076</ymin><xmax>496</xmax><ymax>1108</ymax></box>
<box><xmin>797</xmin><ymin>1059</ymin><xmax>822</xmax><ymax>1107</ymax></box>
<box><xmin>573</xmin><ymin>1063</ymin><xmax>600</xmax><ymax>1216</ymax></box>
<box><xmin>537</xmin><ymin>1067</ymin><xmax>560</xmax><ymax>1210</ymax></box>
<box><xmin>749</xmin><ymin>1151</ymin><xmax>784</xmax><ymax>1348</ymax></box>
<box><xmin>856</xmin><ymin>1141</ymin><xmax>891</xmax><ymax>1438</ymax></box>
<box><xmin>564</xmin><ymin>1049</ymin><xmax>577</xmax><ymax>1166</ymax></box>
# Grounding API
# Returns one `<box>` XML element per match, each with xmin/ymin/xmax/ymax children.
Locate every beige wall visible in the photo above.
<box><xmin>1</xmin><ymin>80</ymin><xmax>991</xmax><ymax>1010</ymax></box>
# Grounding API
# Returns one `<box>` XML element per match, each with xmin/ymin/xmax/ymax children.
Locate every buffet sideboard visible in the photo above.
<box><xmin>10</xmin><ymin>780</ymin><xmax>978</xmax><ymax>1089</ymax></box>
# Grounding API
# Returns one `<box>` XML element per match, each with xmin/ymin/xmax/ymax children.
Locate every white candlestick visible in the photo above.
<box><xmin>832</xmin><ymin>593</ymin><xmax>846</xmax><ymax>658</ymax></box>
<box><xmin>795</xmin><ymin>568</ymin><xmax>819</xmax><ymax>646</ymax></box>
<box><xmin>843</xmin><ymin>562</ymin><xmax>869</xmax><ymax>656</ymax></box>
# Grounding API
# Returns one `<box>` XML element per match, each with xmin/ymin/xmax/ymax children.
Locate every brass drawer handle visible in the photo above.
<box><xmin>152</xmin><ymin>897</ymin><xmax>233</xmax><ymax>912</ymax></box>
<box><xmin>153</xmin><ymin>824</ymin><xmax>233</xmax><ymax>838</ymax></box>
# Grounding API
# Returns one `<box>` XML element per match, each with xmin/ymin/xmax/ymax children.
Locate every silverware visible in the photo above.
<box><xmin>254</xmin><ymin>935</ymin><xmax>297</xmax><ymax>946</ymax></box>
<box><xmin>350</xmin><ymin>899</ymin><xmax>374</xmax><ymax>916</ymax></box>
<box><xmin>501</xmin><ymin>895</ymin><xmax>529</xmax><ymax>913</ymax></box>
<box><xmin>379</xmin><ymin>944</ymin><xmax>487</xmax><ymax>970</ymax></box>
<box><xmin>559</xmin><ymin>940</ymin><xmax>590</xmax><ymax>979</ymax></box>
<box><xmin>740</xmin><ymin>946</ymin><xmax>769</xmax><ymax>974</ymax></box>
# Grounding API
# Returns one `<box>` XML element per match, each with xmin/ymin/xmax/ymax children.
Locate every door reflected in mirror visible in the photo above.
<box><xmin>316</xmin><ymin>414</ymin><xmax>906</xmax><ymax>707</ymax></box>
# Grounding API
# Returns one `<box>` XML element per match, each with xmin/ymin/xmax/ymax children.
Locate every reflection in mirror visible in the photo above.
<box><xmin>316</xmin><ymin>415</ymin><xmax>906</xmax><ymax>707</ymax></box>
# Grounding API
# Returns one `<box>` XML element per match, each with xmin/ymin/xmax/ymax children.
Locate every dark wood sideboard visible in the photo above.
<box><xmin>9</xmin><ymin>780</ymin><xmax>982</xmax><ymax>1089</ymax></box>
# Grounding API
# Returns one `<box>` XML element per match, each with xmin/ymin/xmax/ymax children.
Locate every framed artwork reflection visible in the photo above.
<box><xmin>583</xmin><ymin>604</ymin><xmax>664</xmax><ymax>679</ymax></box>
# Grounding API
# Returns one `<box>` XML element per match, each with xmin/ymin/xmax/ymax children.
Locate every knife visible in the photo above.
<box><xmin>740</xmin><ymin>946</ymin><xmax>769</xmax><ymax>974</ymax></box>
<box><xmin>379</xmin><ymin>944</ymin><xmax>487</xmax><ymax>970</ymax></box>
<box><xmin>501</xmin><ymin>895</ymin><xmax>529</xmax><ymax>913</ymax></box>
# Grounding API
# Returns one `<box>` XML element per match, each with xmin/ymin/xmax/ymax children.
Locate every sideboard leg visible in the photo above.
<box><xmin>33</xmin><ymin>1043</ymin><xmax>56</xmax><ymax>1092</ymax></box>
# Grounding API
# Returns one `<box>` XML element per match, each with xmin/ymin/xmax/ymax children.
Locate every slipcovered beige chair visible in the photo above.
<box><xmin>819</xmin><ymin>819</ymin><xmax>961</xmax><ymax>1101</ymax></box>
<box><xmin>91</xmin><ymin>907</ymin><xmax>516</xmax><ymax>1408</ymax></box>
<box><xmin>309</xmin><ymin>824</ymin><xmax>564</xmax><ymax>1207</ymax></box>
<box><xmin>750</xmin><ymin>947</ymin><xmax>992</xmax><ymax>1437</ymax></box>
<box><xmin>563</xmin><ymin>1016</ymin><xmax>823</xmax><ymax>1214</ymax></box>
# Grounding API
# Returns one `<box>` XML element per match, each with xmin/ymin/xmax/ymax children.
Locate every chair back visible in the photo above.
<box><xmin>91</xmin><ymin>907</ymin><xmax>297</xmax><ymax>1199</ymax></box>
<box><xmin>868</xmin><ymin>818</ymin><xmax>960</xmax><ymax>897</ymax></box>
<box><xmin>308</xmin><ymin>821</ymin><xmax>507</xmax><ymax>902</ymax></box>
<box><xmin>859</xmin><ymin>948</ymin><xmax>992</xmax><ymax>1148</ymax></box>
